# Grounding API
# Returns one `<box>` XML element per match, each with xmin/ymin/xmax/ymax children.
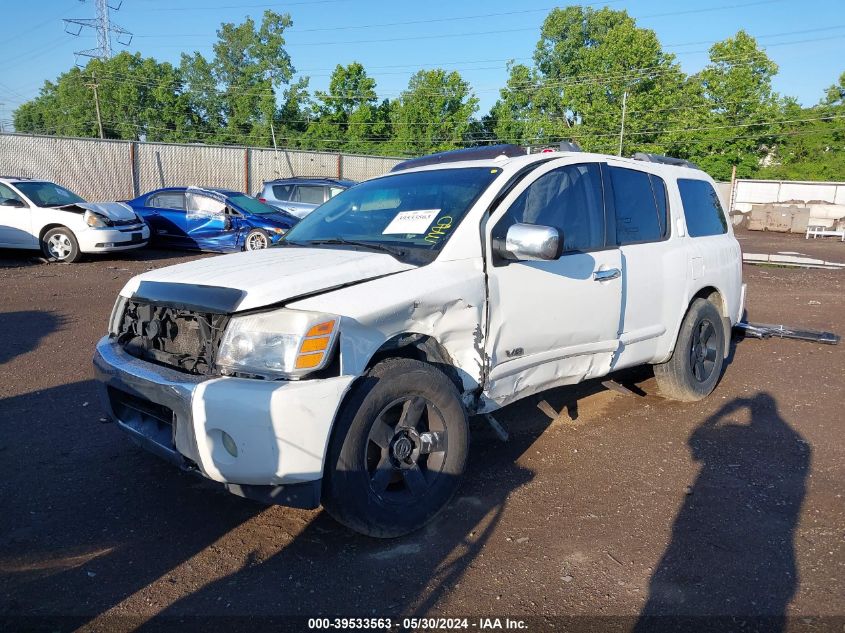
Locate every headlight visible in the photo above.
<box><xmin>84</xmin><ymin>210</ymin><xmax>112</xmax><ymax>228</ymax></box>
<box><xmin>217</xmin><ymin>309</ymin><xmax>339</xmax><ymax>379</ymax></box>
<box><xmin>108</xmin><ymin>296</ymin><xmax>128</xmax><ymax>335</ymax></box>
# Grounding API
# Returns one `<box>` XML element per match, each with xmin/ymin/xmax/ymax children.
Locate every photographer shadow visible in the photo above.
<box><xmin>635</xmin><ymin>393</ymin><xmax>810</xmax><ymax>632</ymax></box>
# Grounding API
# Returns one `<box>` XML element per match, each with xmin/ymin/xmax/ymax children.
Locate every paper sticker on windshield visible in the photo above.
<box><xmin>382</xmin><ymin>209</ymin><xmax>440</xmax><ymax>235</ymax></box>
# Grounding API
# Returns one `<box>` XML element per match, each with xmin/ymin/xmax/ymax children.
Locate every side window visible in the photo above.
<box><xmin>0</xmin><ymin>183</ymin><xmax>25</xmax><ymax>206</ymax></box>
<box><xmin>295</xmin><ymin>185</ymin><xmax>326</xmax><ymax>205</ymax></box>
<box><xmin>493</xmin><ymin>163</ymin><xmax>605</xmax><ymax>253</ymax></box>
<box><xmin>329</xmin><ymin>186</ymin><xmax>345</xmax><ymax>199</ymax></box>
<box><xmin>272</xmin><ymin>184</ymin><xmax>294</xmax><ymax>201</ymax></box>
<box><xmin>185</xmin><ymin>192</ymin><xmax>226</xmax><ymax>219</ymax></box>
<box><xmin>148</xmin><ymin>192</ymin><xmax>185</xmax><ymax>210</ymax></box>
<box><xmin>678</xmin><ymin>179</ymin><xmax>728</xmax><ymax>237</ymax></box>
<box><xmin>609</xmin><ymin>167</ymin><xmax>664</xmax><ymax>245</ymax></box>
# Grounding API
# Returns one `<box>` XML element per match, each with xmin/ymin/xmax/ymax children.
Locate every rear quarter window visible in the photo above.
<box><xmin>678</xmin><ymin>179</ymin><xmax>727</xmax><ymax>237</ymax></box>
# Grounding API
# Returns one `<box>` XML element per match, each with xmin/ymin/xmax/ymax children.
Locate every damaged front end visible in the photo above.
<box><xmin>113</xmin><ymin>299</ymin><xmax>229</xmax><ymax>376</ymax></box>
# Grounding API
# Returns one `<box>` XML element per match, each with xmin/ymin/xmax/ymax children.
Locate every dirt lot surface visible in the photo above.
<box><xmin>735</xmin><ymin>227</ymin><xmax>845</xmax><ymax>263</ymax></box>
<box><xmin>1</xmin><ymin>233</ymin><xmax>843</xmax><ymax>632</ymax></box>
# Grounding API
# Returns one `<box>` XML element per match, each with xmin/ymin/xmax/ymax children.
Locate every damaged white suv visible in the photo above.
<box><xmin>0</xmin><ymin>177</ymin><xmax>149</xmax><ymax>262</ymax></box>
<box><xmin>94</xmin><ymin>145</ymin><xmax>744</xmax><ymax>537</ymax></box>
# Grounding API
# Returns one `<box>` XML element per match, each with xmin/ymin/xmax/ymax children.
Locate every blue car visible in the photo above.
<box><xmin>126</xmin><ymin>187</ymin><xmax>298</xmax><ymax>252</ymax></box>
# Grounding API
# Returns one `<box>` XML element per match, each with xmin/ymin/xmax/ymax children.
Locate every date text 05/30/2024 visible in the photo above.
<box><xmin>307</xmin><ymin>617</ymin><xmax>528</xmax><ymax>630</ymax></box>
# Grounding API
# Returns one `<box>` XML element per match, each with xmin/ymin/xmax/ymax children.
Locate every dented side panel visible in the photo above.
<box><xmin>288</xmin><ymin>259</ymin><xmax>488</xmax><ymax>399</ymax></box>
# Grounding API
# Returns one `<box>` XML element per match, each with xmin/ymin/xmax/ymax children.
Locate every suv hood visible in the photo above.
<box><xmin>120</xmin><ymin>247</ymin><xmax>416</xmax><ymax>312</ymax></box>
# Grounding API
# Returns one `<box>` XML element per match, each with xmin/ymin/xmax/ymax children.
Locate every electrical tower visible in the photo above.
<box><xmin>64</xmin><ymin>0</ymin><xmax>132</xmax><ymax>63</ymax></box>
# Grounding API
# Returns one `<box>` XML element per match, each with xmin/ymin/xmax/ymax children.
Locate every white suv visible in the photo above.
<box><xmin>0</xmin><ymin>177</ymin><xmax>150</xmax><ymax>262</ymax></box>
<box><xmin>93</xmin><ymin>145</ymin><xmax>744</xmax><ymax>537</ymax></box>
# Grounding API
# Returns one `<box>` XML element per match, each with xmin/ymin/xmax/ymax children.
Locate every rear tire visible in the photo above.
<box><xmin>323</xmin><ymin>358</ymin><xmax>469</xmax><ymax>538</ymax></box>
<box><xmin>654</xmin><ymin>298</ymin><xmax>726</xmax><ymax>402</ymax></box>
<box><xmin>41</xmin><ymin>227</ymin><xmax>82</xmax><ymax>263</ymax></box>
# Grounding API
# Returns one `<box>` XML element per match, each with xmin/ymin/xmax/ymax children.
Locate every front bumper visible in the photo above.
<box><xmin>79</xmin><ymin>224</ymin><xmax>151</xmax><ymax>253</ymax></box>
<box><xmin>93</xmin><ymin>337</ymin><xmax>354</xmax><ymax>508</ymax></box>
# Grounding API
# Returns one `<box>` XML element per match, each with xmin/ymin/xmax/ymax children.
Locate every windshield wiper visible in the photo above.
<box><xmin>298</xmin><ymin>238</ymin><xmax>406</xmax><ymax>258</ymax></box>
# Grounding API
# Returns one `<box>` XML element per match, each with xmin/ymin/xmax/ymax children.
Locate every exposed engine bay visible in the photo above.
<box><xmin>115</xmin><ymin>300</ymin><xmax>229</xmax><ymax>375</ymax></box>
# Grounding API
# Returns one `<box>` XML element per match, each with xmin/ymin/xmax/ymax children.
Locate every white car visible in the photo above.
<box><xmin>0</xmin><ymin>177</ymin><xmax>150</xmax><ymax>262</ymax></box>
<box><xmin>93</xmin><ymin>146</ymin><xmax>744</xmax><ymax>537</ymax></box>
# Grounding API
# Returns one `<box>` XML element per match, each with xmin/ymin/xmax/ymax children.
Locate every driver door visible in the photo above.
<box><xmin>483</xmin><ymin>159</ymin><xmax>623</xmax><ymax>405</ymax></box>
<box><xmin>0</xmin><ymin>183</ymin><xmax>35</xmax><ymax>247</ymax></box>
<box><xmin>185</xmin><ymin>192</ymin><xmax>237</xmax><ymax>250</ymax></box>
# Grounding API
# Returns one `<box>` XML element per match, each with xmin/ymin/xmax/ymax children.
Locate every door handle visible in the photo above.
<box><xmin>593</xmin><ymin>268</ymin><xmax>621</xmax><ymax>281</ymax></box>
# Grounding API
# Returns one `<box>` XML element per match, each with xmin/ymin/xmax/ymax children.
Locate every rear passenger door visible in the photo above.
<box><xmin>484</xmin><ymin>160</ymin><xmax>623</xmax><ymax>404</ymax></box>
<box><xmin>144</xmin><ymin>191</ymin><xmax>188</xmax><ymax>245</ymax></box>
<box><xmin>678</xmin><ymin>178</ymin><xmax>742</xmax><ymax>323</ymax></box>
<box><xmin>605</xmin><ymin>163</ymin><xmax>682</xmax><ymax>368</ymax></box>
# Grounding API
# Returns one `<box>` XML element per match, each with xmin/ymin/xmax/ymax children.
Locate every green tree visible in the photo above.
<box><xmin>13</xmin><ymin>52</ymin><xmax>191</xmax><ymax>141</ymax></box>
<box><xmin>386</xmin><ymin>69</ymin><xmax>478</xmax><ymax>155</ymax></box>
<box><xmin>303</xmin><ymin>63</ymin><xmax>388</xmax><ymax>152</ymax></box>
<box><xmin>205</xmin><ymin>9</ymin><xmax>295</xmax><ymax>145</ymax></box>
<box><xmin>490</xmin><ymin>6</ymin><xmax>689</xmax><ymax>154</ymax></box>
<box><xmin>824</xmin><ymin>71</ymin><xmax>845</xmax><ymax>106</ymax></box>
<box><xmin>756</xmin><ymin>78</ymin><xmax>845</xmax><ymax>181</ymax></box>
<box><xmin>682</xmin><ymin>31</ymin><xmax>781</xmax><ymax>179</ymax></box>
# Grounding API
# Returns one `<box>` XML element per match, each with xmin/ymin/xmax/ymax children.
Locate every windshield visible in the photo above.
<box><xmin>15</xmin><ymin>181</ymin><xmax>85</xmax><ymax>207</ymax></box>
<box><xmin>229</xmin><ymin>194</ymin><xmax>284</xmax><ymax>216</ymax></box>
<box><xmin>282</xmin><ymin>167</ymin><xmax>502</xmax><ymax>258</ymax></box>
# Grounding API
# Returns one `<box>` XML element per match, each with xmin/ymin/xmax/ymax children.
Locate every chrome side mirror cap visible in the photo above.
<box><xmin>497</xmin><ymin>223</ymin><xmax>563</xmax><ymax>261</ymax></box>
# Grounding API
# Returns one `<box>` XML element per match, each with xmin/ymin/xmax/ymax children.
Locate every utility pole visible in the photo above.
<box><xmin>64</xmin><ymin>0</ymin><xmax>133</xmax><ymax>63</ymax></box>
<box><xmin>87</xmin><ymin>74</ymin><xmax>104</xmax><ymax>139</ymax></box>
<box><xmin>617</xmin><ymin>90</ymin><xmax>628</xmax><ymax>157</ymax></box>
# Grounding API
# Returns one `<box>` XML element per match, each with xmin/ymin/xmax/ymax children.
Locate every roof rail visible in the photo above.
<box><xmin>265</xmin><ymin>176</ymin><xmax>354</xmax><ymax>182</ymax></box>
<box><xmin>526</xmin><ymin>141</ymin><xmax>583</xmax><ymax>154</ymax></box>
<box><xmin>632</xmin><ymin>152</ymin><xmax>700</xmax><ymax>170</ymax></box>
<box><xmin>390</xmin><ymin>144</ymin><xmax>526</xmax><ymax>172</ymax></box>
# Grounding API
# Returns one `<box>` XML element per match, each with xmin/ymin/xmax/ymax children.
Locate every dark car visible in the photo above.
<box><xmin>126</xmin><ymin>187</ymin><xmax>298</xmax><ymax>252</ymax></box>
<box><xmin>257</xmin><ymin>177</ymin><xmax>356</xmax><ymax>219</ymax></box>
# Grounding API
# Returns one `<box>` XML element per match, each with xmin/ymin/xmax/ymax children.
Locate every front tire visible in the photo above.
<box><xmin>41</xmin><ymin>227</ymin><xmax>82</xmax><ymax>263</ymax></box>
<box><xmin>654</xmin><ymin>298</ymin><xmax>726</xmax><ymax>402</ymax></box>
<box><xmin>244</xmin><ymin>228</ymin><xmax>269</xmax><ymax>251</ymax></box>
<box><xmin>323</xmin><ymin>358</ymin><xmax>469</xmax><ymax>538</ymax></box>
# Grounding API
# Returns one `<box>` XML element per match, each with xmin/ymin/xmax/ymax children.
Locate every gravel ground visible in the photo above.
<box><xmin>0</xmin><ymin>233</ymin><xmax>843</xmax><ymax>632</ymax></box>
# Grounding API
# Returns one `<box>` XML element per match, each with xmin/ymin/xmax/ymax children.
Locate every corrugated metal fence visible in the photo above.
<box><xmin>0</xmin><ymin>133</ymin><xmax>403</xmax><ymax>201</ymax></box>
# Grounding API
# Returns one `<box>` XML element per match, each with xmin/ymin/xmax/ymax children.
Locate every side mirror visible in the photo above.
<box><xmin>495</xmin><ymin>223</ymin><xmax>562</xmax><ymax>261</ymax></box>
<box><xmin>0</xmin><ymin>198</ymin><xmax>26</xmax><ymax>208</ymax></box>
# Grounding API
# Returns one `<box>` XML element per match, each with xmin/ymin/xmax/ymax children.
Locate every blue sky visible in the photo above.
<box><xmin>2</xmin><ymin>0</ymin><xmax>844</xmax><ymax>129</ymax></box>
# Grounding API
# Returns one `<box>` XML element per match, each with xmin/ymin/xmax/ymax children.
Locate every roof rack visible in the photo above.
<box><xmin>632</xmin><ymin>153</ymin><xmax>700</xmax><ymax>170</ymax></box>
<box><xmin>263</xmin><ymin>176</ymin><xmax>355</xmax><ymax>183</ymax></box>
<box><xmin>390</xmin><ymin>144</ymin><xmax>527</xmax><ymax>172</ymax></box>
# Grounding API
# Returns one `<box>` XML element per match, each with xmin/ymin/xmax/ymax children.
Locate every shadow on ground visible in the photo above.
<box><xmin>0</xmin><ymin>311</ymin><xmax>67</xmax><ymax>365</ymax></box>
<box><xmin>635</xmin><ymin>392</ymin><xmax>810</xmax><ymax>632</ymax></box>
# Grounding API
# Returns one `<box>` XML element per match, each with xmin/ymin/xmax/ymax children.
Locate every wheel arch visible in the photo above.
<box><xmin>39</xmin><ymin>223</ymin><xmax>71</xmax><ymax>242</ymax></box>
<box><xmin>662</xmin><ymin>285</ymin><xmax>731</xmax><ymax>363</ymax></box>
<box><xmin>362</xmin><ymin>332</ymin><xmax>466</xmax><ymax>395</ymax></box>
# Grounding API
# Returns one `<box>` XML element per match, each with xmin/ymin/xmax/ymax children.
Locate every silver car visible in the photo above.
<box><xmin>257</xmin><ymin>177</ymin><xmax>356</xmax><ymax>219</ymax></box>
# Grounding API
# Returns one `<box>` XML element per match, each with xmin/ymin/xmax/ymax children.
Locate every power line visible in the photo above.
<box><xmin>132</xmin><ymin>0</ymin><xmax>783</xmax><ymax>39</ymax></box>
